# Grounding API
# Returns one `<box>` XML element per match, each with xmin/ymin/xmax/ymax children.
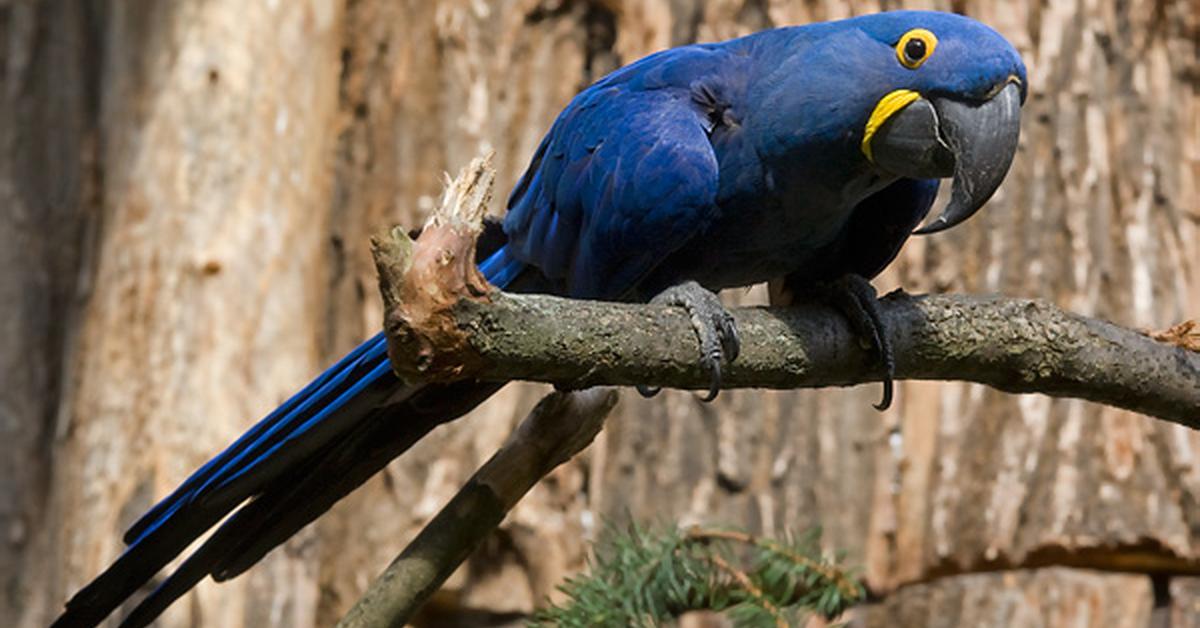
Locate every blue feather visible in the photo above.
<box><xmin>54</xmin><ymin>11</ymin><xmax>1027</xmax><ymax>627</ymax></box>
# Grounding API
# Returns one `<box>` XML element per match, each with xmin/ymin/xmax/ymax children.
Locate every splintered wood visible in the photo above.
<box><xmin>1149</xmin><ymin>320</ymin><xmax>1200</xmax><ymax>352</ymax></box>
<box><xmin>373</xmin><ymin>155</ymin><xmax>495</xmax><ymax>383</ymax></box>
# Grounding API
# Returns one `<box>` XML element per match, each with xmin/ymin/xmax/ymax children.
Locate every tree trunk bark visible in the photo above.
<box><xmin>0</xmin><ymin>1</ymin><xmax>102</xmax><ymax>623</ymax></box>
<box><xmin>6</xmin><ymin>0</ymin><xmax>1197</xmax><ymax>626</ymax></box>
<box><xmin>9</xmin><ymin>2</ymin><xmax>346</xmax><ymax>626</ymax></box>
<box><xmin>856</xmin><ymin>567</ymin><xmax>1156</xmax><ymax>628</ymax></box>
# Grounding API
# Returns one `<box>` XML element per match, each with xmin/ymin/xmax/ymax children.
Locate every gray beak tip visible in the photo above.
<box><xmin>911</xmin><ymin>216</ymin><xmax>949</xmax><ymax>235</ymax></box>
<box><xmin>912</xmin><ymin>82</ymin><xmax>1023</xmax><ymax>235</ymax></box>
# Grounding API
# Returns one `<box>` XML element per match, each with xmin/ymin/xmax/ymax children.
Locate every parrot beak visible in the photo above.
<box><xmin>867</xmin><ymin>82</ymin><xmax>1023</xmax><ymax>235</ymax></box>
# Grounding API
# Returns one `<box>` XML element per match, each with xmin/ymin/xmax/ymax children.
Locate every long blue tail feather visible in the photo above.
<box><xmin>199</xmin><ymin>355</ymin><xmax>396</xmax><ymax>496</ymax></box>
<box><xmin>53</xmin><ymin>240</ymin><xmax>529</xmax><ymax>628</ymax></box>
<box><xmin>117</xmin><ymin>380</ymin><xmax>506</xmax><ymax>628</ymax></box>
<box><xmin>123</xmin><ymin>334</ymin><xmax>389</xmax><ymax>545</ymax></box>
<box><xmin>55</xmin><ymin>356</ymin><xmax>404</xmax><ymax>628</ymax></box>
<box><xmin>131</xmin><ymin>242</ymin><xmax>526</xmax><ymax>545</ymax></box>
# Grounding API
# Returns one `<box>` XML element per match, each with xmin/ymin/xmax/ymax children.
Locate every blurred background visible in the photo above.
<box><xmin>1</xmin><ymin>0</ymin><xmax>1197</xmax><ymax>626</ymax></box>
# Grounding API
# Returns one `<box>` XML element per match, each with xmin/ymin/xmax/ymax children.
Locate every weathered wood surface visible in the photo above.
<box><xmin>0</xmin><ymin>2</ymin><xmax>100</xmax><ymax>623</ymax></box>
<box><xmin>2</xmin><ymin>0</ymin><xmax>1196</xmax><ymax>626</ymax></box>
<box><xmin>855</xmin><ymin>567</ymin><xmax>1155</xmax><ymax>628</ymax></box>
<box><xmin>1171</xmin><ymin>578</ymin><xmax>1200</xmax><ymax>628</ymax></box>
<box><xmin>6</xmin><ymin>2</ymin><xmax>347</xmax><ymax>627</ymax></box>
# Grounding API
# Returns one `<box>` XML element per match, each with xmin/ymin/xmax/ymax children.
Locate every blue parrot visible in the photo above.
<box><xmin>54</xmin><ymin>10</ymin><xmax>1025</xmax><ymax>627</ymax></box>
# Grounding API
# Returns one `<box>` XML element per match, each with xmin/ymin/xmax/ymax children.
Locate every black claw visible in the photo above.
<box><xmin>828</xmin><ymin>275</ymin><xmax>896</xmax><ymax>412</ymax></box>
<box><xmin>647</xmin><ymin>281</ymin><xmax>739</xmax><ymax>402</ymax></box>
<box><xmin>873</xmin><ymin>380</ymin><xmax>894</xmax><ymax>411</ymax></box>
<box><xmin>700</xmin><ymin>352</ymin><xmax>722</xmax><ymax>402</ymax></box>
<box><xmin>637</xmin><ymin>385</ymin><xmax>662</xmax><ymax>398</ymax></box>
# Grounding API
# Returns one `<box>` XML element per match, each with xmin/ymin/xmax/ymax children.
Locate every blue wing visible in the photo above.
<box><xmin>503</xmin><ymin>47</ymin><xmax>726</xmax><ymax>300</ymax></box>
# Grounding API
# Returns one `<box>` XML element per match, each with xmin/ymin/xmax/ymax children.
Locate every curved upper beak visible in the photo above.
<box><xmin>866</xmin><ymin>82</ymin><xmax>1023</xmax><ymax>235</ymax></box>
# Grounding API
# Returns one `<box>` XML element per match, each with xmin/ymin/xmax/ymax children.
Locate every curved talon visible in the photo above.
<box><xmin>637</xmin><ymin>384</ymin><xmax>662</xmax><ymax>398</ymax></box>
<box><xmin>699</xmin><ymin>358</ymin><xmax>722</xmax><ymax>402</ymax></box>
<box><xmin>720</xmin><ymin>312</ymin><xmax>741</xmax><ymax>362</ymax></box>
<box><xmin>645</xmin><ymin>280</ymin><xmax>740</xmax><ymax>402</ymax></box>
<box><xmin>858</xmin><ymin>284</ymin><xmax>895</xmax><ymax>412</ymax></box>
<box><xmin>873</xmin><ymin>379</ymin><xmax>894</xmax><ymax>411</ymax></box>
<box><xmin>828</xmin><ymin>275</ymin><xmax>896</xmax><ymax>412</ymax></box>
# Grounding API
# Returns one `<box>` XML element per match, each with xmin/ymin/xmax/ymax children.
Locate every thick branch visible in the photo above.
<box><xmin>415</xmin><ymin>291</ymin><xmax>1200</xmax><ymax>428</ymax></box>
<box><xmin>373</xmin><ymin>156</ymin><xmax>1199</xmax><ymax>429</ymax></box>
<box><xmin>336</xmin><ymin>387</ymin><xmax>619</xmax><ymax>628</ymax></box>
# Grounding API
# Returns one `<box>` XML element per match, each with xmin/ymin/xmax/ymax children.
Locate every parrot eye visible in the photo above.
<box><xmin>896</xmin><ymin>29</ymin><xmax>938</xmax><ymax>69</ymax></box>
<box><xmin>904</xmin><ymin>39</ymin><xmax>926</xmax><ymax>61</ymax></box>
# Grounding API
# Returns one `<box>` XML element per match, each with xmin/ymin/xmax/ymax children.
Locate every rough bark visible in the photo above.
<box><xmin>855</xmin><ymin>567</ymin><xmax>1155</xmax><ymax>628</ymax></box>
<box><xmin>0</xmin><ymin>1</ymin><xmax>101</xmax><ymax>622</ymax></box>
<box><xmin>371</xmin><ymin>274</ymin><xmax>1200</xmax><ymax>426</ymax></box>
<box><xmin>312</xmin><ymin>2</ymin><xmax>621</xmax><ymax>622</ymax></box>
<box><xmin>1170</xmin><ymin>578</ymin><xmax>1200</xmax><ymax>628</ymax></box>
<box><xmin>15</xmin><ymin>2</ymin><xmax>347</xmax><ymax>627</ymax></box>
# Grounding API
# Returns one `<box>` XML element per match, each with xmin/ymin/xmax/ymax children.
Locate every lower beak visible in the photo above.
<box><xmin>868</xmin><ymin>82</ymin><xmax>1023</xmax><ymax>235</ymax></box>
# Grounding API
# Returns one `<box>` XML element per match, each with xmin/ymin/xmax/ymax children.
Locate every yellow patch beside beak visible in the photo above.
<box><xmin>861</xmin><ymin>89</ymin><xmax>922</xmax><ymax>162</ymax></box>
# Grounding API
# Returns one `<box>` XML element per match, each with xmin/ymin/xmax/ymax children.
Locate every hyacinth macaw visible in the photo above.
<box><xmin>55</xmin><ymin>10</ymin><xmax>1025</xmax><ymax>627</ymax></box>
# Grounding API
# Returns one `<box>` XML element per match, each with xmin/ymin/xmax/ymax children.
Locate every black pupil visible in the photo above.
<box><xmin>904</xmin><ymin>38</ymin><xmax>927</xmax><ymax>62</ymax></box>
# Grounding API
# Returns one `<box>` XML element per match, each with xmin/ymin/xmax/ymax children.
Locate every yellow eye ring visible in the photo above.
<box><xmin>896</xmin><ymin>29</ymin><xmax>938</xmax><ymax>69</ymax></box>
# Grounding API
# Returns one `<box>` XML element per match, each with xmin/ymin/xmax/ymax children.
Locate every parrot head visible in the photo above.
<box><xmin>842</xmin><ymin>11</ymin><xmax>1028</xmax><ymax>234</ymax></box>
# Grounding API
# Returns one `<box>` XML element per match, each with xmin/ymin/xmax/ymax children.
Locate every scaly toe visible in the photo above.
<box><xmin>829</xmin><ymin>275</ymin><xmax>895</xmax><ymax>412</ymax></box>
<box><xmin>648</xmin><ymin>281</ymin><xmax>740</xmax><ymax>402</ymax></box>
<box><xmin>715</xmin><ymin>309</ymin><xmax>740</xmax><ymax>363</ymax></box>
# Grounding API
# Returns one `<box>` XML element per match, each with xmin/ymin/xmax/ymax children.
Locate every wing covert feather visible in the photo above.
<box><xmin>505</xmin><ymin>49</ymin><xmax>727</xmax><ymax>300</ymax></box>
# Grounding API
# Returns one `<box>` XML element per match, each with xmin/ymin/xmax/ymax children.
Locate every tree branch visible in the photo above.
<box><xmin>384</xmin><ymin>288</ymin><xmax>1199</xmax><ymax>427</ymax></box>
<box><xmin>345</xmin><ymin>154</ymin><xmax>1198</xmax><ymax>627</ymax></box>
<box><xmin>336</xmin><ymin>387</ymin><xmax>618</xmax><ymax>628</ymax></box>
<box><xmin>379</xmin><ymin>155</ymin><xmax>1197</xmax><ymax>430</ymax></box>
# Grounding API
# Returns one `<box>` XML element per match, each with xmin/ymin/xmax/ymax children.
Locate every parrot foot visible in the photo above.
<box><xmin>636</xmin><ymin>281</ymin><xmax>740</xmax><ymax>402</ymax></box>
<box><xmin>827</xmin><ymin>275</ymin><xmax>894</xmax><ymax>411</ymax></box>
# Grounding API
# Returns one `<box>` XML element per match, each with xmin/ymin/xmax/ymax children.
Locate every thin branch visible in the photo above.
<box><xmin>705</xmin><ymin>553</ymin><xmax>787</xmax><ymax>628</ymax></box>
<box><xmin>336</xmin><ymin>387</ymin><xmax>619</xmax><ymax>628</ymax></box>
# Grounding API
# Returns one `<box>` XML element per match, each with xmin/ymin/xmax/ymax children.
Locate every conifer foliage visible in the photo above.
<box><xmin>531</xmin><ymin>524</ymin><xmax>864</xmax><ymax>627</ymax></box>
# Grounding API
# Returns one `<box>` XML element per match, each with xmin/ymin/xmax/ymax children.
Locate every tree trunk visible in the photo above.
<box><xmin>0</xmin><ymin>1</ymin><xmax>101</xmax><ymax>623</ymax></box>
<box><xmin>4</xmin><ymin>0</ymin><xmax>1196</xmax><ymax>626</ymax></box>
<box><xmin>8</xmin><ymin>2</ymin><xmax>346</xmax><ymax>626</ymax></box>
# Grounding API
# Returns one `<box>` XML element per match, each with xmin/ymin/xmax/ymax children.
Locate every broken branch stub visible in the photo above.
<box><xmin>372</xmin><ymin>154</ymin><xmax>496</xmax><ymax>382</ymax></box>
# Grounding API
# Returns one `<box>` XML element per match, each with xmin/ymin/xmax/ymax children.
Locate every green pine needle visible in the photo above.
<box><xmin>530</xmin><ymin>523</ymin><xmax>864</xmax><ymax>627</ymax></box>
